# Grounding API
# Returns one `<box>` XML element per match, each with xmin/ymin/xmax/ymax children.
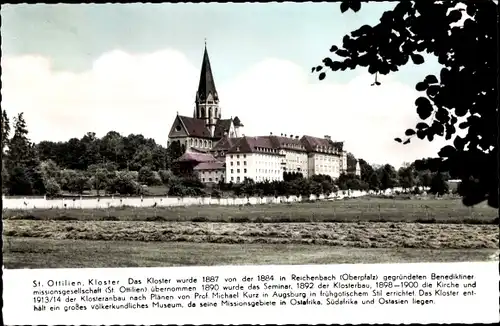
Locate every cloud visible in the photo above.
<box><xmin>2</xmin><ymin>49</ymin><xmax>457</xmax><ymax>167</ymax></box>
<box><xmin>2</xmin><ymin>49</ymin><xmax>199</xmax><ymax>143</ymax></box>
<box><xmin>220</xmin><ymin>59</ymin><xmax>456</xmax><ymax>167</ymax></box>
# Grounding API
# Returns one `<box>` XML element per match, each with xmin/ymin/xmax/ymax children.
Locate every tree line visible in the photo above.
<box><xmin>1</xmin><ymin>109</ymin><xmax>450</xmax><ymax>197</ymax></box>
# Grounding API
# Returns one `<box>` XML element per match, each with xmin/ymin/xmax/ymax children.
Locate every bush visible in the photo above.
<box><xmin>45</xmin><ymin>178</ymin><xmax>61</xmax><ymax>197</ymax></box>
<box><xmin>107</xmin><ymin>171</ymin><xmax>142</xmax><ymax>195</ymax></box>
<box><xmin>168</xmin><ymin>184</ymin><xmax>187</xmax><ymax>197</ymax></box>
<box><xmin>138</xmin><ymin>167</ymin><xmax>162</xmax><ymax>186</ymax></box>
<box><xmin>6</xmin><ymin>166</ymin><xmax>34</xmax><ymax>195</ymax></box>
<box><xmin>211</xmin><ymin>189</ymin><xmax>222</xmax><ymax>198</ymax></box>
<box><xmin>158</xmin><ymin>169</ymin><xmax>175</xmax><ymax>186</ymax></box>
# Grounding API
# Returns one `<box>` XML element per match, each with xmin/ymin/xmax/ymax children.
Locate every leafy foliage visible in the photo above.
<box><xmin>429</xmin><ymin>172</ymin><xmax>450</xmax><ymax>196</ymax></box>
<box><xmin>45</xmin><ymin>178</ymin><xmax>62</xmax><ymax>198</ymax></box>
<box><xmin>4</xmin><ymin>113</ymin><xmax>45</xmax><ymax>195</ymax></box>
<box><xmin>314</xmin><ymin>1</ymin><xmax>498</xmax><ymax>208</ymax></box>
<box><xmin>0</xmin><ymin>110</ymin><xmax>457</xmax><ymax>198</ymax></box>
<box><xmin>1</xmin><ymin>108</ymin><xmax>10</xmax><ymax>154</ymax></box>
<box><xmin>138</xmin><ymin>166</ymin><xmax>163</xmax><ymax>186</ymax></box>
<box><xmin>106</xmin><ymin>171</ymin><xmax>142</xmax><ymax>196</ymax></box>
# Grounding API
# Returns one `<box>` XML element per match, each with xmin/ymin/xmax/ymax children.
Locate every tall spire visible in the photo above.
<box><xmin>196</xmin><ymin>41</ymin><xmax>218</xmax><ymax>103</ymax></box>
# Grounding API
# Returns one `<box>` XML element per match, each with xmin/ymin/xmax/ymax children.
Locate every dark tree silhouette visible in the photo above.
<box><xmin>313</xmin><ymin>1</ymin><xmax>498</xmax><ymax>208</ymax></box>
<box><xmin>1</xmin><ymin>109</ymin><xmax>10</xmax><ymax>154</ymax></box>
<box><xmin>429</xmin><ymin>172</ymin><xmax>450</xmax><ymax>196</ymax></box>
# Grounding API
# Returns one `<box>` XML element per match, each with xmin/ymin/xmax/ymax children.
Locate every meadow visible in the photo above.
<box><xmin>3</xmin><ymin>237</ymin><xmax>498</xmax><ymax>269</ymax></box>
<box><xmin>3</xmin><ymin>198</ymin><xmax>498</xmax><ymax>268</ymax></box>
<box><xmin>3</xmin><ymin>197</ymin><xmax>498</xmax><ymax>224</ymax></box>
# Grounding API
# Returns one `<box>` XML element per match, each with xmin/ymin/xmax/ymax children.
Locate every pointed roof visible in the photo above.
<box><xmin>176</xmin><ymin>150</ymin><xmax>217</xmax><ymax>163</ymax></box>
<box><xmin>300</xmin><ymin>135</ymin><xmax>344</xmax><ymax>152</ymax></box>
<box><xmin>196</xmin><ymin>44</ymin><xmax>218</xmax><ymax>103</ymax></box>
<box><xmin>211</xmin><ymin>135</ymin><xmax>243</xmax><ymax>153</ymax></box>
<box><xmin>233</xmin><ymin>116</ymin><xmax>244</xmax><ymax>127</ymax></box>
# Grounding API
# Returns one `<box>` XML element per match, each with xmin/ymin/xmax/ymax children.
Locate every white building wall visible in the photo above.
<box><xmin>307</xmin><ymin>155</ymin><xmax>315</xmax><ymax>176</ymax></box>
<box><xmin>5</xmin><ymin>189</ymin><xmax>403</xmax><ymax>210</ymax></box>
<box><xmin>226</xmin><ymin>152</ymin><xmax>255</xmax><ymax>183</ymax></box>
<box><xmin>197</xmin><ymin>169</ymin><xmax>225</xmax><ymax>183</ymax></box>
<box><xmin>223</xmin><ymin>148</ymin><xmax>346</xmax><ymax>183</ymax></box>
<box><xmin>254</xmin><ymin>153</ymin><xmax>282</xmax><ymax>182</ymax></box>
<box><xmin>340</xmin><ymin>151</ymin><xmax>348</xmax><ymax>173</ymax></box>
<box><xmin>226</xmin><ymin>152</ymin><xmax>283</xmax><ymax>183</ymax></box>
<box><xmin>234</xmin><ymin>125</ymin><xmax>244</xmax><ymax>138</ymax></box>
<box><xmin>308</xmin><ymin>153</ymin><xmax>342</xmax><ymax>180</ymax></box>
<box><xmin>228</xmin><ymin>122</ymin><xmax>237</xmax><ymax>138</ymax></box>
<box><xmin>283</xmin><ymin>150</ymin><xmax>308</xmax><ymax>177</ymax></box>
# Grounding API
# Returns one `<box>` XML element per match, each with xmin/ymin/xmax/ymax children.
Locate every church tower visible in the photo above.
<box><xmin>194</xmin><ymin>42</ymin><xmax>220</xmax><ymax>137</ymax></box>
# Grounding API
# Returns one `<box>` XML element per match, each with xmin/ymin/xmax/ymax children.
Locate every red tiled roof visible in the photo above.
<box><xmin>193</xmin><ymin>161</ymin><xmax>225</xmax><ymax>170</ymax></box>
<box><xmin>212</xmin><ymin>136</ymin><xmax>242</xmax><ymax>151</ymax></box>
<box><xmin>300</xmin><ymin>135</ymin><xmax>343</xmax><ymax>153</ymax></box>
<box><xmin>226</xmin><ymin>136</ymin><xmax>282</xmax><ymax>155</ymax></box>
<box><xmin>213</xmin><ymin>119</ymin><xmax>233</xmax><ymax>138</ymax></box>
<box><xmin>270</xmin><ymin>135</ymin><xmax>307</xmax><ymax>152</ymax></box>
<box><xmin>177</xmin><ymin>116</ymin><xmax>212</xmax><ymax>138</ymax></box>
<box><xmin>176</xmin><ymin>151</ymin><xmax>216</xmax><ymax>163</ymax></box>
<box><xmin>224</xmin><ymin>135</ymin><xmax>344</xmax><ymax>156</ymax></box>
<box><xmin>170</xmin><ymin>114</ymin><xmax>235</xmax><ymax>140</ymax></box>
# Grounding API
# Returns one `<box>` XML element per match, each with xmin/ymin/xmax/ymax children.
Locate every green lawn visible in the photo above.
<box><xmin>3</xmin><ymin>237</ymin><xmax>498</xmax><ymax>269</ymax></box>
<box><xmin>3</xmin><ymin>198</ymin><xmax>497</xmax><ymax>269</ymax></box>
<box><xmin>3</xmin><ymin>198</ymin><xmax>498</xmax><ymax>224</ymax></box>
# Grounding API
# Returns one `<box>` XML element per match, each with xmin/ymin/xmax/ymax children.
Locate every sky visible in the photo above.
<box><xmin>1</xmin><ymin>3</ymin><xmax>460</xmax><ymax>168</ymax></box>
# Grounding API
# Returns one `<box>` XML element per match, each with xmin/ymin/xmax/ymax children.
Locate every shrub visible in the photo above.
<box><xmin>138</xmin><ymin>167</ymin><xmax>163</xmax><ymax>186</ymax></box>
<box><xmin>158</xmin><ymin>169</ymin><xmax>175</xmax><ymax>186</ymax></box>
<box><xmin>168</xmin><ymin>184</ymin><xmax>187</xmax><ymax>197</ymax></box>
<box><xmin>107</xmin><ymin>171</ymin><xmax>142</xmax><ymax>195</ymax></box>
<box><xmin>45</xmin><ymin>178</ymin><xmax>61</xmax><ymax>197</ymax></box>
<box><xmin>211</xmin><ymin>189</ymin><xmax>222</xmax><ymax>198</ymax></box>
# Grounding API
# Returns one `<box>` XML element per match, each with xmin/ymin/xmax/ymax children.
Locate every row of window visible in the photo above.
<box><xmin>257</xmin><ymin>169</ymin><xmax>281</xmax><ymax>174</ymax></box>
<box><xmin>201</xmin><ymin>177</ymin><xmax>219</xmax><ymax>182</ymax></box>
<box><xmin>230</xmin><ymin>168</ymin><xmax>247</xmax><ymax>174</ymax></box>
<box><xmin>230</xmin><ymin>176</ymin><xmax>281</xmax><ymax>182</ymax></box>
<box><xmin>315</xmin><ymin>154</ymin><xmax>340</xmax><ymax>161</ymax></box>
<box><xmin>230</xmin><ymin>161</ymin><xmax>247</xmax><ymax>166</ymax></box>
<box><xmin>198</xmin><ymin>106</ymin><xmax>219</xmax><ymax>119</ymax></box>
<box><xmin>258</xmin><ymin>161</ymin><xmax>279</xmax><ymax>166</ymax></box>
<box><xmin>229</xmin><ymin>154</ymin><xmax>247</xmax><ymax>159</ymax></box>
<box><xmin>190</xmin><ymin>138</ymin><xmax>213</xmax><ymax>148</ymax></box>
<box><xmin>255</xmin><ymin>176</ymin><xmax>281</xmax><ymax>182</ymax></box>
<box><xmin>199</xmin><ymin>170</ymin><xmax>223</xmax><ymax>175</ymax></box>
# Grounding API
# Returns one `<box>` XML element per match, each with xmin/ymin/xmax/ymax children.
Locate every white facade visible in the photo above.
<box><xmin>308</xmin><ymin>153</ymin><xmax>343</xmax><ymax>180</ymax></box>
<box><xmin>234</xmin><ymin>125</ymin><xmax>243</xmax><ymax>138</ymax></box>
<box><xmin>225</xmin><ymin>152</ymin><xmax>283</xmax><ymax>183</ymax></box>
<box><xmin>196</xmin><ymin>169</ymin><xmax>225</xmax><ymax>184</ymax></box>
<box><xmin>224</xmin><ymin>149</ymin><xmax>348</xmax><ymax>183</ymax></box>
<box><xmin>281</xmin><ymin>149</ymin><xmax>308</xmax><ymax>177</ymax></box>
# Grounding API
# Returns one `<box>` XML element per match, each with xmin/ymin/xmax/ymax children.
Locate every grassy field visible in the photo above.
<box><xmin>3</xmin><ymin>198</ymin><xmax>498</xmax><ymax>224</ymax></box>
<box><xmin>3</xmin><ymin>198</ymin><xmax>498</xmax><ymax>268</ymax></box>
<box><xmin>4</xmin><ymin>219</ymin><xmax>498</xmax><ymax>249</ymax></box>
<box><xmin>3</xmin><ymin>237</ymin><xmax>498</xmax><ymax>269</ymax></box>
